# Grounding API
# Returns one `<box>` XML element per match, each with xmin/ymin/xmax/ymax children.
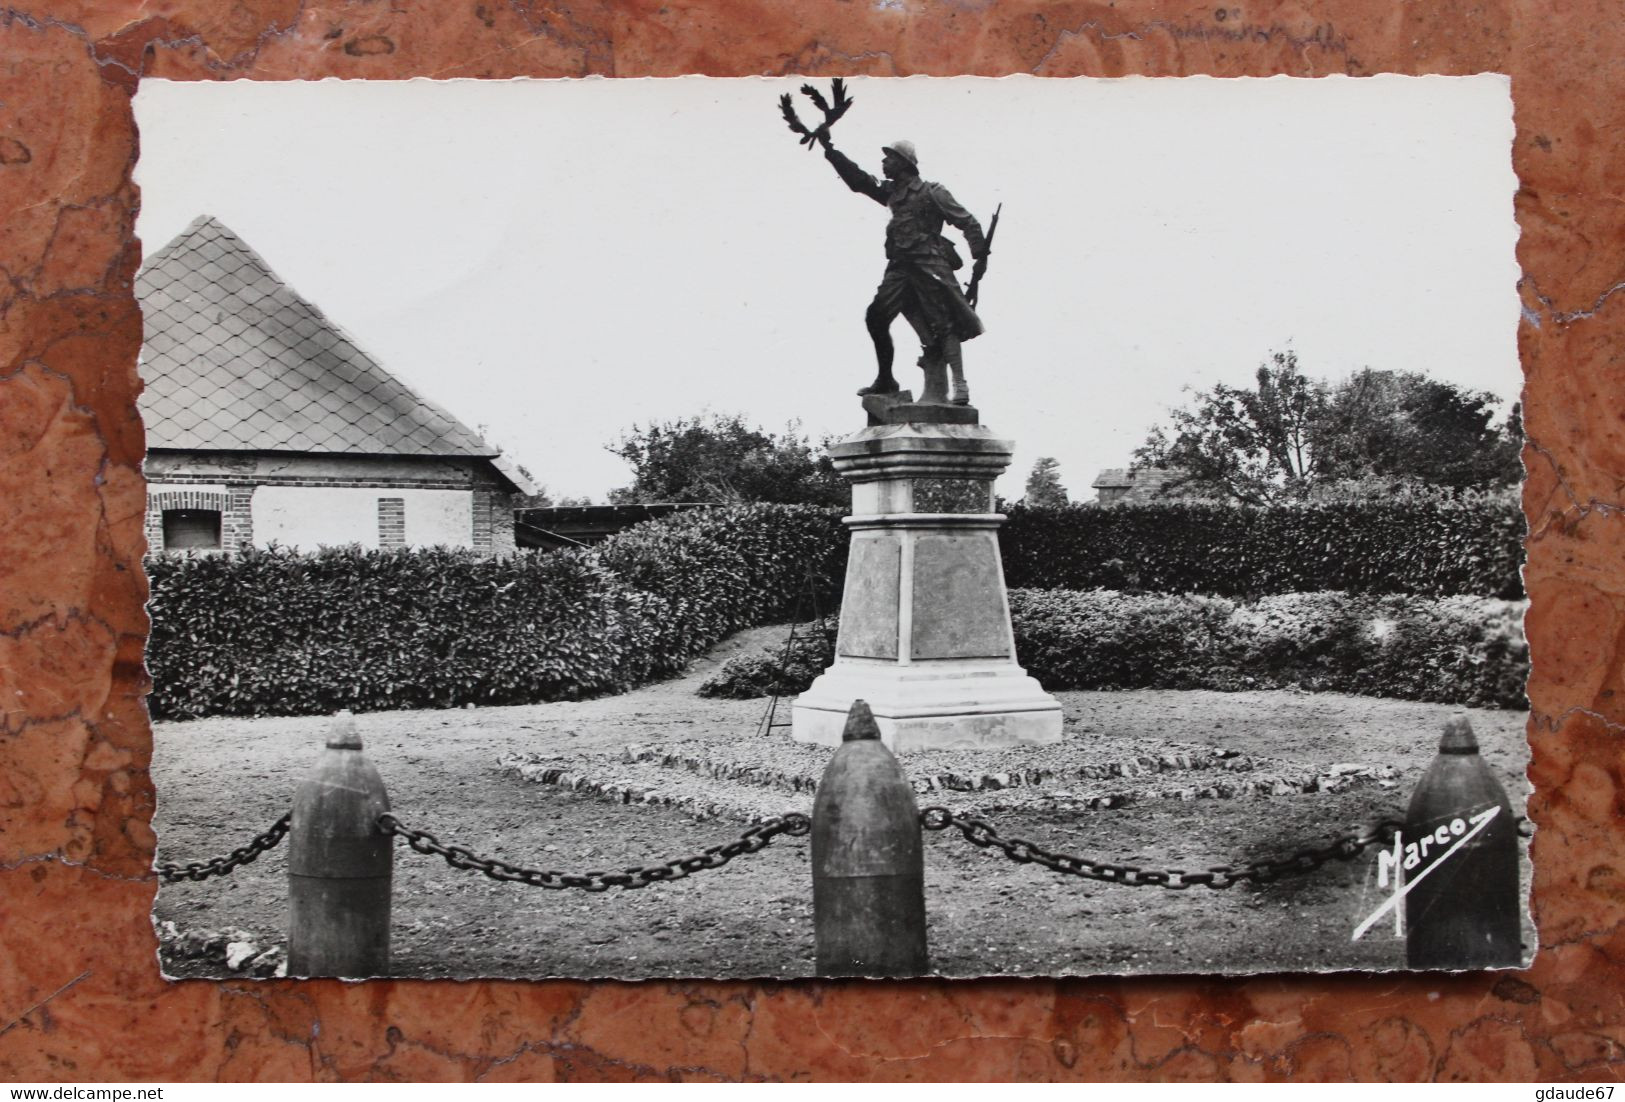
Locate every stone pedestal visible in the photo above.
<box><xmin>792</xmin><ymin>418</ymin><xmax>1063</xmax><ymax>751</ymax></box>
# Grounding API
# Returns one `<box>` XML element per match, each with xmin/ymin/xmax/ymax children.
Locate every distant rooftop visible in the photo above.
<box><xmin>136</xmin><ymin>216</ymin><xmax>523</xmax><ymax>486</ymax></box>
<box><xmin>1091</xmin><ymin>466</ymin><xmax>1189</xmax><ymax>504</ymax></box>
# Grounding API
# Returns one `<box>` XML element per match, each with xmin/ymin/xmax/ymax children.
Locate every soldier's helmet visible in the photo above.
<box><xmin>881</xmin><ymin>140</ymin><xmax>918</xmax><ymax>167</ymax></box>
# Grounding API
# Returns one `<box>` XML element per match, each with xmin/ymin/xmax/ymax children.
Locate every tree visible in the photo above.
<box><xmin>1316</xmin><ymin>369</ymin><xmax>1522</xmax><ymax>490</ymax></box>
<box><xmin>1136</xmin><ymin>351</ymin><xmax>1327</xmax><ymax>504</ymax></box>
<box><xmin>1136</xmin><ymin>352</ymin><xmax>1522</xmax><ymax>504</ymax></box>
<box><xmin>607</xmin><ymin>412</ymin><xmax>848</xmax><ymax>507</ymax></box>
<box><xmin>1023</xmin><ymin>457</ymin><xmax>1069</xmax><ymax>507</ymax></box>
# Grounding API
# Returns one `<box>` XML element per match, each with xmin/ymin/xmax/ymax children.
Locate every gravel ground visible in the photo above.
<box><xmin>150</xmin><ymin>623</ymin><xmax>1534</xmax><ymax>981</ymax></box>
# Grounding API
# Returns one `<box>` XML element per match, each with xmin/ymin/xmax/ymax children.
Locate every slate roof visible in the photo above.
<box><xmin>136</xmin><ymin>216</ymin><xmax>529</xmax><ymax>492</ymax></box>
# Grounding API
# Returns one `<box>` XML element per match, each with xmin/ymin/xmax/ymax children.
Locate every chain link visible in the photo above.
<box><xmin>919</xmin><ymin>806</ymin><xmax>1404</xmax><ymax>890</ymax></box>
<box><xmin>378</xmin><ymin>811</ymin><xmax>811</xmax><ymax>891</ymax></box>
<box><xmin>156</xmin><ymin>812</ymin><xmax>292</xmax><ymax>883</ymax></box>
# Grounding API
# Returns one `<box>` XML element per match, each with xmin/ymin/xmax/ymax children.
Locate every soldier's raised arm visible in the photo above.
<box><xmin>822</xmin><ymin>138</ymin><xmax>889</xmax><ymax>205</ymax></box>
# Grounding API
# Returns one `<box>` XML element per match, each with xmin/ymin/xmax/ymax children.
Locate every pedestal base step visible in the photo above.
<box><xmin>791</xmin><ymin>662</ymin><xmax>1062</xmax><ymax>751</ymax></box>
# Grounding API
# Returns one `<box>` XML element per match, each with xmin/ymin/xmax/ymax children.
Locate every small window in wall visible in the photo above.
<box><xmin>163</xmin><ymin>509</ymin><xmax>222</xmax><ymax>550</ymax></box>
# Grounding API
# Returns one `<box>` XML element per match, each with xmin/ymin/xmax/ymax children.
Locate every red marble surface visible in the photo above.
<box><xmin>2</xmin><ymin>0</ymin><xmax>1622</xmax><ymax>1082</ymax></box>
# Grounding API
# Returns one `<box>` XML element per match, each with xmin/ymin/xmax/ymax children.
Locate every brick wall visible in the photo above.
<box><xmin>150</xmin><ymin>473</ymin><xmax>475</xmax><ymax>491</ymax></box>
<box><xmin>470</xmin><ymin>489</ymin><xmax>517</xmax><ymax>554</ymax></box>
<box><xmin>145</xmin><ymin>486</ymin><xmax>252</xmax><ymax>552</ymax></box>
<box><xmin>225</xmin><ymin>486</ymin><xmax>254</xmax><ymax>549</ymax></box>
<box><xmin>377</xmin><ymin>497</ymin><xmax>406</xmax><ymax>550</ymax></box>
<box><xmin>490</xmin><ymin>491</ymin><xmax>516</xmax><ymax>554</ymax></box>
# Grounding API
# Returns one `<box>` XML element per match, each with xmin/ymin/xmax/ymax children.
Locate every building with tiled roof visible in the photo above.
<box><xmin>138</xmin><ymin>215</ymin><xmax>533</xmax><ymax>554</ymax></box>
<box><xmin>1089</xmin><ymin>466</ymin><xmax>1191</xmax><ymax>505</ymax></box>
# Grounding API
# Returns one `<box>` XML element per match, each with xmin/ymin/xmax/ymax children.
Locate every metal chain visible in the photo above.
<box><xmin>919</xmin><ymin>806</ymin><xmax>1404</xmax><ymax>890</ymax></box>
<box><xmin>378</xmin><ymin>811</ymin><xmax>812</xmax><ymax>892</ymax></box>
<box><xmin>156</xmin><ymin>812</ymin><xmax>292</xmax><ymax>883</ymax></box>
<box><xmin>151</xmin><ymin>807</ymin><xmax>1528</xmax><ymax>890</ymax></box>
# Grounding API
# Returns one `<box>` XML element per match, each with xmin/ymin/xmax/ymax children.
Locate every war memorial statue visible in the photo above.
<box><xmin>779</xmin><ymin>80</ymin><xmax>1000</xmax><ymax>411</ymax></box>
<box><xmin>778</xmin><ymin>81</ymin><xmax>1061</xmax><ymax>751</ymax></box>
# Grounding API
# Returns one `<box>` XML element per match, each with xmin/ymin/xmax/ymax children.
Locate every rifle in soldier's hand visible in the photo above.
<box><xmin>964</xmin><ymin>202</ymin><xmax>1002</xmax><ymax>309</ymax></box>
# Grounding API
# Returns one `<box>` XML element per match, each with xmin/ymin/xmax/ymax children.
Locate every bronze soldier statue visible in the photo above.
<box><xmin>779</xmin><ymin>82</ymin><xmax>991</xmax><ymax>408</ymax></box>
<box><xmin>821</xmin><ymin>136</ymin><xmax>987</xmax><ymax>406</ymax></box>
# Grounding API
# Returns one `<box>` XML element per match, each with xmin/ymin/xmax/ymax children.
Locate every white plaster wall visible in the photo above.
<box><xmin>402</xmin><ymin>489</ymin><xmax>474</xmax><ymax>548</ymax></box>
<box><xmin>252</xmin><ymin>487</ymin><xmax>473</xmax><ymax>550</ymax></box>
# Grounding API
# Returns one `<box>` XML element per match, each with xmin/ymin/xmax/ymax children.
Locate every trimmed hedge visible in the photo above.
<box><xmin>998</xmin><ymin>500</ymin><xmax>1524</xmax><ymax>599</ymax></box>
<box><xmin>146</xmin><ymin>505</ymin><xmax>847</xmax><ymax>720</ymax></box>
<box><xmin>1009</xmin><ymin>588</ymin><xmax>1528</xmax><ymax>708</ymax></box>
<box><xmin>696</xmin><ymin>621</ymin><xmax>838</xmax><ymax>700</ymax></box>
<box><xmin>689</xmin><ymin>589</ymin><xmax>1526</xmax><ymax>708</ymax></box>
<box><xmin>147</xmin><ymin>495</ymin><xmax>1527</xmax><ymax>719</ymax></box>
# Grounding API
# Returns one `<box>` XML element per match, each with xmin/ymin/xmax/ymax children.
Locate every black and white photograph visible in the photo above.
<box><xmin>137</xmin><ymin>75</ymin><xmax>1532</xmax><ymax>980</ymax></box>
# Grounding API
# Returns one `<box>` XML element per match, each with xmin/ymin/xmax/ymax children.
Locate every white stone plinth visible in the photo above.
<box><xmin>792</xmin><ymin>658</ymin><xmax>1063</xmax><ymax>751</ymax></box>
<box><xmin>791</xmin><ymin>421</ymin><xmax>1063</xmax><ymax>751</ymax></box>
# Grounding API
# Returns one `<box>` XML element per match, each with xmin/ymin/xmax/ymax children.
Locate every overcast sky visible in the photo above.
<box><xmin>133</xmin><ymin>75</ymin><xmax>1520</xmax><ymax>502</ymax></box>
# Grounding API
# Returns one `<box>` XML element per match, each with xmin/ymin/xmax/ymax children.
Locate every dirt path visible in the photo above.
<box><xmin>151</xmin><ymin>624</ymin><xmax>1533</xmax><ymax>981</ymax></box>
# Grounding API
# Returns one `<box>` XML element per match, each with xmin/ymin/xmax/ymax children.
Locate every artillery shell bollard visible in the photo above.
<box><xmin>1404</xmin><ymin>714</ymin><xmax>1522</xmax><ymax>969</ymax></box>
<box><xmin>287</xmin><ymin>712</ymin><xmax>393</xmax><ymax>978</ymax></box>
<box><xmin>811</xmin><ymin>700</ymin><xmax>929</xmax><ymax>977</ymax></box>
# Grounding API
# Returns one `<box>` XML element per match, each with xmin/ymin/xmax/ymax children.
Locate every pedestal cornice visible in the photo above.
<box><xmin>827</xmin><ymin>423</ymin><xmax>1014</xmax><ymax>483</ymax></box>
<box><xmin>843</xmin><ymin>513</ymin><xmax>1007</xmax><ymax>530</ymax></box>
